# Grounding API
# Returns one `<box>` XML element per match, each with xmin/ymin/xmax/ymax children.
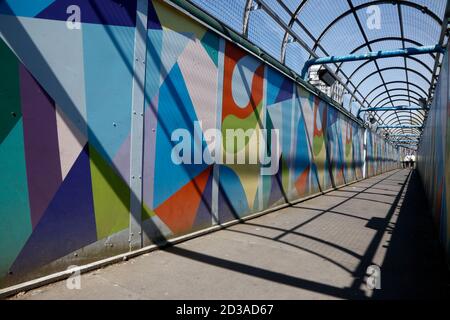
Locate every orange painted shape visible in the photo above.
<box><xmin>295</xmin><ymin>166</ymin><xmax>310</xmax><ymax>196</ymax></box>
<box><xmin>222</xmin><ymin>43</ymin><xmax>264</xmax><ymax>120</ymax></box>
<box><xmin>155</xmin><ymin>167</ymin><xmax>212</xmax><ymax>235</ymax></box>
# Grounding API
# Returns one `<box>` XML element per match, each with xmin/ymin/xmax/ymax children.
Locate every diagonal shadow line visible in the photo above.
<box><xmin>223</xmin><ymin>228</ymin><xmax>355</xmax><ymax>274</ymax></box>
<box><xmin>328</xmin><ymin>115</ymin><xmax>348</xmax><ymax>186</ymax></box>
<box><xmin>331</xmin><ymin>190</ymin><xmax>400</xmax><ymax>198</ymax></box>
<box><xmin>164</xmin><ymin>245</ymin><xmax>365</xmax><ymax>300</ymax></box>
<box><xmin>238</xmin><ymin>62</ymin><xmax>290</xmax><ymax>206</ymax></box>
<box><xmin>229</xmin><ymin>221</ymin><xmax>363</xmax><ymax>260</ymax></box>
<box><xmin>320</xmin><ymin>194</ymin><xmax>398</xmax><ymax>206</ymax></box>
<box><xmin>272</xmin><ymin>169</ymin><xmax>402</xmax><ymax>241</ymax></box>
<box><xmin>298</xmin><ymin>95</ymin><xmax>324</xmax><ymax>194</ymax></box>
<box><xmin>290</xmin><ymin>206</ymin><xmax>372</xmax><ymax>222</ymax></box>
<box><xmin>348</xmin><ymin>170</ymin><xmax>412</xmax><ymax>291</ymax></box>
<box><xmin>363</xmin><ymin>188</ymin><xmax>403</xmax><ymax>194</ymax></box>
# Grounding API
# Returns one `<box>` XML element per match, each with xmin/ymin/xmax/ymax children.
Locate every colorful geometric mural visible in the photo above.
<box><xmin>366</xmin><ymin>130</ymin><xmax>399</xmax><ymax>178</ymax></box>
<box><xmin>141</xmin><ymin>0</ymin><xmax>219</xmax><ymax>238</ymax></box>
<box><xmin>0</xmin><ymin>0</ymin><xmax>402</xmax><ymax>289</ymax></box>
<box><xmin>417</xmin><ymin>43</ymin><xmax>450</xmax><ymax>262</ymax></box>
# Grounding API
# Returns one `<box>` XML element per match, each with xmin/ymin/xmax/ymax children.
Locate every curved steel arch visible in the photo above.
<box><xmin>375</xmin><ymin>101</ymin><xmax>426</xmax><ymax>123</ymax></box>
<box><xmin>242</xmin><ymin>0</ymin><xmax>254</xmax><ymax>37</ymax></box>
<box><xmin>279</xmin><ymin>0</ymin><xmax>309</xmax><ymax>63</ymax></box>
<box><xmin>375</xmin><ymin>105</ymin><xmax>425</xmax><ymax>123</ymax></box>
<box><xmin>375</xmin><ymin>99</ymin><xmax>425</xmax><ymax>124</ymax></box>
<box><xmin>372</xmin><ymin>94</ymin><xmax>421</xmax><ymax>108</ymax></box>
<box><xmin>308</xmin><ymin>0</ymin><xmax>442</xmax><ymax>57</ymax></box>
<box><xmin>377</xmin><ymin>98</ymin><xmax>421</xmax><ymax>108</ymax></box>
<box><xmin>382</xmin><ymin>114</ymin><xmax>424</xmax><ymax>125</ymax></box>
<box><xmin>345</xmin><ymin>56</ymin><xmax>432</xmax><ymax>87</ymax></box>
<box><xmin>364</xmin><ymin>81</ymin><xmax>428</xmax><ymax>103</ymax></box>
<box><xmin>353</xmin><ymin>67</ymin><xmax>432</xmax><ymax>94</ymax></box>
<box><xmin>340</xmin><ymin>57</ymin><xmax>433</xmax><ymax>84</ymax></box>
<box><xmin>368</xmin><ymin>89</ymin><xmax>422</xmax><ymax>106</ymax></box>
<box><xmin>382</xmin><ymin>112</ymin><xmax>425</xmax><ymax>125</ymax></box>
<box><xmin>388</xmin><ymin>127</ymin><xmax>422</xmax><ymax>135</ymax></box>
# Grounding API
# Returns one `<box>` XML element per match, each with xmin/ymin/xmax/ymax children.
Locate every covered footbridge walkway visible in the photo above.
<box><xmin>0</xmin><ymin>0</ymin><xmax>449</xmax><ymax>300</ymax></box>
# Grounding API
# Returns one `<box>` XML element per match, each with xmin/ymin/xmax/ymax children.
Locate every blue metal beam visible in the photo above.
<box><xmin>388</xmin><ymin>134</ymin><xmax>420</xmax><ymax>137</ymax></box>
<box><xmin>396</xmin><ymin>145</ymin><xmax>418</xmax><ymax>150</ymax></box>
<box><xmin>301</xmin><ymin>45</ymin><xmax>446</xmax><ymax>79</ymax></box>
<box><xmin>378</xmin><ymin>125</ymin><xmax>422</xmax><ymax>129</ymax></box>
<box><xmin>357</xmin><ymin>105</ymin><xmax>426</xmax><ymax>118</ymax></box>
<box><xmin>391</xmin><ymin>140</ymin><xmax>419</xmax><ymax>143</ymax></box>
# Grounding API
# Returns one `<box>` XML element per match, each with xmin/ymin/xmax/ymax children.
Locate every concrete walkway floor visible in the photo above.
<box><xmin>9</xmin><ymin>169</ymin><xmax>450</xmax><ymax>300</ymax></box>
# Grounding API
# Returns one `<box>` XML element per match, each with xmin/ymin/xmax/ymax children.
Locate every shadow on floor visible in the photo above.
<box><xmin>164</xmin><ymin>169</ymin><xmax>450</xmax><ymax>299</ymax></box>
<box><xmin>372</xmin><ymin>170</ymin><xmax>450</xmax><ymax>299</ymax></box>
<box><xmin>11</xmin><ymin>170</ymin><xmax>450</xmax><ymax>300</ymax></box>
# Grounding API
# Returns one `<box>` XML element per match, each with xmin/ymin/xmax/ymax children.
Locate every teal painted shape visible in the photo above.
<box><xmin>280</xmin><ymin>100</ymin><xmax>294</xmax><ymax>157</ymax></box>
<box><xmin>83</xmin><ymin>24</ymin><xmax>135</xmax><ymax>163</ymax></box>
<box><xmin>145</xmin><ymin>30</ymin><xmax>163</xmax><ymax>106</ymax></box>
<box><xmin>153</xmin><ymin>63</ymin><xmax>208</xmax><ymax>208</ymax></box>
<box><xmin>218</xmin><ymin>165</ymin><xmax>250</xmax><ymax>219</ymax></box>
<box><xmin>0</xmin><ymin>0</ymin><xmax>55</xmax><ymax>17</ymax></box>
<box><xmin>0</xmin><ymin>120</ymin><xmax>32</xmax><ymax>279</ymax></box>
<box><xmin>160</xmin><ymin>30</ymin><xmax>191</xmax><ymax>82</ymax></box>
<box><xmin>266</xmin><ymin>67</ymin><xmax>285</xmax><ymax>106</ymax></box>
<box><xmin>200</xmin><ymin>31</ymin><xmax>219</xmax><ymax>67</ymax></box>
<box><xmin>292</xmin><ymin>103</ymin><xmax>310</xmax><ymax>179</ymax></box>
<box><xmin>261</xmin><ymin>174</ymin><xmax>272</xmax><ymax>209</ymax></box>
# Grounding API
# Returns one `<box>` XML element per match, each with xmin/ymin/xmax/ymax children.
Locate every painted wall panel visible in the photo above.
<box><xmin>417</xmin><ymin>43</ymin><xmax>450</xmax><ymax>262</ymax></box>
<box><xmin>0</xmin><ymin>0</ymin><xmax>402</xmax><ymax>289</ymax></box>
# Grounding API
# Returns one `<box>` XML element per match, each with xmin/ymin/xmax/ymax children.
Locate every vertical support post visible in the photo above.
<box><xmin>257</xmin><ymin>64</ymin><xmax>268</xmax><ymax>212</ymax></box>
<box><xmin>242</xmin><ymin>0</ymin><xmax>254</xmax><ymax>38</ymax></box>
<box><xmin>287</xmin><ymin>81</ymin><xmax>298</xmax><ymax>199</ymax></box>
<box><xmin>362</xmin><ymin>127</ymin><xmax>367</xmax><ymax>179</ymax></box>
<box><xmin>211</xmin><ymin>38</ymin><xmax>225</xmax><ymax>226</ymax></box>
<box><xmin>129</xmin><ymin>0</ymin><xmax>148</xmax><ymax>250</ymax></box>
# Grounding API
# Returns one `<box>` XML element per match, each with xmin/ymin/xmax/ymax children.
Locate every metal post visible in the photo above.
<box><xmin>129</xmin><ymin>0</ymin><xmax>148</xmax><ymax>250</ymax></box>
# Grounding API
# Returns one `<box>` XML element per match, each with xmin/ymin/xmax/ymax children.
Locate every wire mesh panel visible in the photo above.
<box><xmin>189</xmin><ymin>0</ymin><xmax>247</xmax><ymax>33</ymax></box>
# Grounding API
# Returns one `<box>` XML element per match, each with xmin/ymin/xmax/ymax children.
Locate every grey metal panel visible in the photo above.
<box><xmin>129</xmin><ymin>0</ymin><xmax>149</xmax><ymax>250</ymax></box>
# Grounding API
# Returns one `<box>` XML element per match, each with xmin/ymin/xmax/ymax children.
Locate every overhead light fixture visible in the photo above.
<box><xmin>418</xmin><ymin>97</ymin><xmax>427</xmax><ymax>109</ymax></box>
<box><xmin>318</xmin><ymin>68</ymin><xmax>337</xmax><ymax>87</ymax></box>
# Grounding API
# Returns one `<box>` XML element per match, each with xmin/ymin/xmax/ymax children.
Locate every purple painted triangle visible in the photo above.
<box><xmin>36</xmin><ymin>0</ymin><xmax>137</xmax><ymax>27</ymax></box>
<box><xmin>267</xmin><ymin>157</ymin><xmax>286</xmax><ymax>207</ymax></box>
<box><xmin>193</xmin><ymin>169</ymin><xmax>213</xmax><ymax>229</ymax></box>
<box><xmin>20</xmin><ymin>65</ymin><xmax>62</xmax><ymax>229</ymax></box>
<box><xmin>10</xmin><ymin>144</ymin><xmax>97</xmax><ymax>276</ymax></box>
<box><xmin>275</xmin><ymin>77</ymin><xmax>293</xmax><ymax>103</ymax></box>
<box><xmin>218</xmin><ymin>188</ymin><xmax>237</xmax><ymax>224</ymax></box>
<box><xmin>148</xmin><ymin>1</ymin><xmax>161</xmax><ymax>30</ymax></box>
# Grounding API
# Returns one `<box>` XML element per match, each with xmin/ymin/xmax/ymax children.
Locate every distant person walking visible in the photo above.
<box><xmin>403</xmin><ymin>155</ymin><xmax>411</xmax><ymax>168</ymax></box>
<box><xmin>410</xmin><ymin>155</ymin><xmax>416</xmax><ymax>169</ymax></box>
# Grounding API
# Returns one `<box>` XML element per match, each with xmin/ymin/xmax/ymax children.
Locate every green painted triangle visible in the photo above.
<box><xmin>89</xmin><ymin>145</ymin><xmax>130</xmax><ymax>240</ymax></box>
